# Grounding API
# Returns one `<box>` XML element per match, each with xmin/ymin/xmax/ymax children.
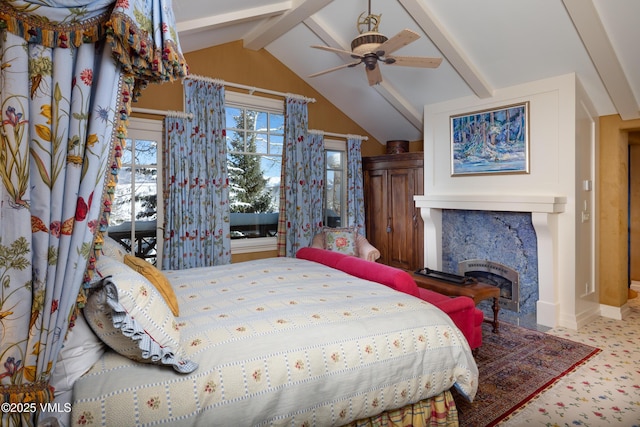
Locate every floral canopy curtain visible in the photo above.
<box><xmin>0</xmin><ymin>1</ymin><xmax>186</xmax><ymax>425</ymax></box>
<box><xmin>277</xmin><ymin>99</ymin><xmax>324</xmax><ymax>257</ymax></box>
<box><xmin>346</xmin><ymin>137</ymin><xmax>366</xmax><ymax>236</ymax></box>
<box><xmin>162</xmin><ymin>80</ymin><xmax>231</xmax><ymax>269</ymax></box>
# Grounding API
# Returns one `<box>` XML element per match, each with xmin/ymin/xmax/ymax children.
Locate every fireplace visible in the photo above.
<box><xmin>414</xmin><ymin>194</ymin><xmax>566</xmax><ymax>328</ymax></box>
<box><xmin>459</xmin><ymin>259</ymin><xmax>520</xmax><ymax>312</ymax></box>
<box><xmin>441</xmin><ymin>209</ymin><xmax>538</xmax><ymax>318</ymax></box>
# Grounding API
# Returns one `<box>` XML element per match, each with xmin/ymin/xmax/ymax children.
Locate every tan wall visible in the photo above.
<box><xmin>630</xmin><ymin>145</ymin><xmax>640</xmax><ymax>281</ymax></box>
<box><xmin>232</xmin><ymin>250</ymin><xmax>278</xmax><ymax>263</ymax></box>
<box><xmin>598</xmin><ymin>114</ymin><xmax>640</xmax><ymax>307</ymax></box>
<box><xmin>133</xmin><ymin>40</ymin><xmax>392</xmax><ymax>157</ymax></box>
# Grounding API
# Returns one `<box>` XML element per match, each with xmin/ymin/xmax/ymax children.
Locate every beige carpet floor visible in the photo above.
<box><xmin>498</xmin><ymin>293</ymin><xmax>640</xmax><ymax>426</ymax></box>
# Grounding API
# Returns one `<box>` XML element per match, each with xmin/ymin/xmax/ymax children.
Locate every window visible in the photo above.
<box><xmin>225</xmin><ymin>92</ymin><xmax>283</xmax><ymax>252</ymax></box>
<box><xmin>112</xmin><ymin>99</ymin><xmax>349</xmax><ymax>258</ymax></box>
<box><xmin>324</xmin><ymin>139</ymin><xmax>347</xmax><ymax>228</ymax></box>
<box><xmin>109</xmin><ymin>118</ymin><xmax>163</xmax><ymax>264</ymax></box>
<box><xmin>224</xmin><ymin>93</ymin><xmax>349</xmax><ymax>251</ymax></box>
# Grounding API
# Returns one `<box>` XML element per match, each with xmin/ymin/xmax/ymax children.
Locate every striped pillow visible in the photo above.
<box><xmin>84</xmin><ymin>255</ymin><xmax>197</xmax><ymax>373</ymax></box>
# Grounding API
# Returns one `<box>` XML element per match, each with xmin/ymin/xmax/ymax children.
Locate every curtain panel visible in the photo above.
<box><xmin>0</xmin><ymin>1</ymin><xmax>187</xmax><ymax>425</ymax></box>
<box><xmin>162</xmin><ymin>116</ymin><xmax>187</xmax><ymax>269</ymax></box>
<box><xmin>346</xmin><ymin>137</ymin><xmax>366</xmax><ymax>236</ymax></box>
<box><xmin>308</xmin><ymin>132</ymin><xmax>325</xmax><ymax>239</ymax></box>
<box><xmin>162</xmin><ymin>81</ymin><xmax>231</xmax><ymax>269</ymax></box>
<box><xmin>277</xmin><ymin>99</ymin><xmax>324</xmax><ymax>257</ymax></box>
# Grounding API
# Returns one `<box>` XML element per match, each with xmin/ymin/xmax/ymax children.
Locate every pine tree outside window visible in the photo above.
<box><xmin>225</xmin><ymin>92</ymin><xmax>283</xmax><ymax>252</ymax></box>
<box><xmin>224</xmin><ymin>93</ymin><xmax>349</xmax><ymax>254</ymax></box>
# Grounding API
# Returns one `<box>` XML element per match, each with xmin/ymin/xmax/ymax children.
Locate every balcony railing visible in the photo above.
<box><xmin>108</xmin><ymin>220</ymin><xmax>157</xmax><ymax>264</ymax></box>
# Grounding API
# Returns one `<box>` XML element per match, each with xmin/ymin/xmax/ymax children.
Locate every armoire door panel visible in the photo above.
<box><xmin>388</xmin><ymin>170</ymin><xmax>414</xmax><ymax>269</ymax></box>
<box><xmin>363</xmin><ymin>169</ymin><xmax>389</xmax><ymax>264</ymax></box>
<box><xmin>363</xmin><ymin>153</ymin><xmax>424</xmax><ymax>271</ymax></box>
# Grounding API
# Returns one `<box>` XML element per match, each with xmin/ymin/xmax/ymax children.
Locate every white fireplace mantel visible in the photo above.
<box><xmin>414</xmin><ymin>194</ymin><xmax>566</xmax><ymax>213</ymax></box>
<box><xmin>414</xmin><ymin>194</ymin><xmax>567</xmax><ymax>327</ymax></box>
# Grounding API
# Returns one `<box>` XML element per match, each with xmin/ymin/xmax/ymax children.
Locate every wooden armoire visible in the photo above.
<box><xmin>363</xmin><ymin>152</ymin><xmax>424</xmax><ymax>271</ymax></box>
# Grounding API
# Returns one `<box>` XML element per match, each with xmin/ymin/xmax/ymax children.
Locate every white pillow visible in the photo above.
<box><xmin>84</xmin><ymin>255</ymin><xmax>197</xmax><ymax>373</ymax></box>
<box><xmin>49</xmin><ymin>312</ymin><xmax>105</xmax><ymax>397</ymax></box>
<box><xmin>101</xmin><ymin>235</ymin><xmax>129</xmax><ymax>262</ymax></box>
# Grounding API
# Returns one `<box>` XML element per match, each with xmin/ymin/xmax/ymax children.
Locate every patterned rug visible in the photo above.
<box><xmin>453</xmin><ymin>321</ymin><xmax>601</xmax><ymax>426</ymax></box>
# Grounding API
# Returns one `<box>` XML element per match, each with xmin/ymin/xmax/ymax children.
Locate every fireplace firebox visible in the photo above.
<box><xmin>459</xmin><ymin>259</ymin><xmax>520</xmax><ymax>312</ymax></box>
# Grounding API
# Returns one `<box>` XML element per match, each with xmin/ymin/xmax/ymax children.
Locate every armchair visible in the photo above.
<box><xmin>311</xmin><ymin>228</ymin><xmax>381</xmax><ymax>262</ymax></box>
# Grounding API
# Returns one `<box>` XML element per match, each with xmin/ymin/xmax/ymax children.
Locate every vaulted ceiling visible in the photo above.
<box><xmin>172</xmin><ymin>0</ymin><xmax>640</xmax><ymax>144</ymax></box>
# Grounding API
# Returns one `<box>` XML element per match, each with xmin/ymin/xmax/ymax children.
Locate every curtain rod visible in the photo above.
<box><xmin>309</xmin><ymin>129</ymin><xmax>368</xmax><ymax>141</ymax></box>
<box><xmin>185</xmin><ymin>74</ymin><xmax>316</xmax><ymax>103</ymax></box>
<box><xmin>131</xmin><ymin>107</ymin><xmax>193</xmax><ymax>119</ymax></box>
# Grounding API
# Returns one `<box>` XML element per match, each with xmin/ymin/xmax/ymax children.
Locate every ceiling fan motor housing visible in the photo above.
<box><xmin>362</xmin><ymin>54</ymin><xmax>378</xmax><ymax>70</ymax></box>
<box><xmin>351</xmin><ymin>31</ymin><xmax>388</xmax><ymax>56</ymax></box>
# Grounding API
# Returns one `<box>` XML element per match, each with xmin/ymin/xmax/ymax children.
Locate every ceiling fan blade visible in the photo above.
<box><xmin>310</xmin><ymin>45</ymin><xmax>363</xmax><ymax>59</ymax></box>
<box><xmin>366</xmin><ymin>65</ymin><xmax>383</xmax><ymax>86</ymax></box>
<box><xmin>375</xmin><ymin>29</ymin><xmax>420</xmax><ymax>56</ymax></box>
<box><xmin>386</xmin><ymin>55</ymin><xmax>443</xmax><ymax>68</ymax></box>
<box><xmin>309</xmin><ymin>60</ymin><xmax>362</xmax><ymax>78</ymax></box>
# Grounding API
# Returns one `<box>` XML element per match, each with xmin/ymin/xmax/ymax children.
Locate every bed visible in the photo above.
<box><xmin>60</xmin><ymin>242</ymin><xmax>477</xmax><ymax>426</ymax></box>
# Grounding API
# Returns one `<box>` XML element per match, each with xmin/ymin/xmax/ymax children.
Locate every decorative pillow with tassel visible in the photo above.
<box><xmin>84</xmin><ymin>255</ymin><xmax>197</xmax><ymax>373</ymax></box>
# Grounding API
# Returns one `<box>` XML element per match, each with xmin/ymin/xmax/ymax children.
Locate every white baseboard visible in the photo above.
<box><xmin>536</xmin><ymin>300</ymin><xmax>558</xmax><ymax>328</ymax></box>
<box><xmin>573</xmin><ymin>307</ymin><xmax>601</xmax><ymax>330</ymax></box>
<box><xmin>630</xmin><ymin>282</ymin><xmax>640</xmax><ymax>293</ymax></box>
<box><xmin>600</xmin><ymin>302</ymin><xmax>632</xmax><ymax>320</ymax></box>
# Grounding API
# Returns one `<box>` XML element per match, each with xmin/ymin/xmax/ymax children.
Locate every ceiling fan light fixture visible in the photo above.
<box><xmin>351</xmin><ymin>32</ymin><xmax>388</xmax><ymax>56</ymax></box>
<box><xmin>308</xmin><ymin>1</ymin><xmax>441</xmax><ymax>85</ymax></box>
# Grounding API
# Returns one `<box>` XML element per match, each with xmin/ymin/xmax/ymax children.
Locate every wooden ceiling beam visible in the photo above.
<box><xmin>177</xmin><ymin>2</ymin><xmax>289</xmax><ymax>35</ymax></box>
<box><xmin>398</xmin><ymin>0</ymin><xmax>493</xmax><ymax>99</ymax></box>
<box><xmin>562</xmin><ymin>0</ymin><xmax>639</xmax><ymax>120</ymax></box>
<box><xmin>243</xmin><ymin>0</ymin><xmax>334</xmax><ymax>51</ymax></box>
<box><xmin>372</xmin><ymin>82</ymin><xmax>423</xmax><ymax>132</ymax></box>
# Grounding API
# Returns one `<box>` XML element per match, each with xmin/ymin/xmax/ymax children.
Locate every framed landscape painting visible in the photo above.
<box><xmin>450</xmin><ymin>102</ymin><xmax>529</xmax><ymax>176</ymax></box>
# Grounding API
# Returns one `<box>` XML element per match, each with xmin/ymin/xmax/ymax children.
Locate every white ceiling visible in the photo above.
<box><xmin>172</xmin><ymin>0</ymin><xmax>640</xmax><ymax>144</ymax></box>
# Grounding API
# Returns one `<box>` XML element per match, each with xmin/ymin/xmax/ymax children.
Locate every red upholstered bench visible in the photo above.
<box><xmin>296</xmin><ymin>247</ymin><xmax>484</xmax><ymax>350</ymax></box>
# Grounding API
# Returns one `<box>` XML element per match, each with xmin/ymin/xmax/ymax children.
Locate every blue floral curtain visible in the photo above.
<box><xmin>0</xmin><ymin>1</ymin><xmax>187</xmax><ymax>425</ymax></box>
<box><xmin>308</xmin><ymin>132</ymin><xmax>326</xmax><ymax>237</ymax></box>
<box><xmin>277</xmin><ymin>98</ymin><xmax>323</xmax><ymax>257</ymax></box>
<box><xmin>162</xmin><ymin>80</ymin><xmax>231</xmax><ymax>269</ymax></box>
<box><xmin>346</xmin><ymin>137</ymin><xmax>366</xmax><ymax>236</ymax></box>
<box><xmin>162</xmin><ymin>116</ymin><xmax>187</xmax><ymax>268</ymax></box>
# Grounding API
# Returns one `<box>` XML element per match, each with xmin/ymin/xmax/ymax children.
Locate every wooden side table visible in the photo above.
<box><xmin>409</xmin><ymin>271</ymin><xmax>501</xmax><ymax>333</ymax></box>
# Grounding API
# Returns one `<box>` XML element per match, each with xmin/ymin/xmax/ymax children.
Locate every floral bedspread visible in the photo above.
<box><xmin>71</xmin><ymin>257</ymin><xmax>478</xmax><ymax>426</ymax></box>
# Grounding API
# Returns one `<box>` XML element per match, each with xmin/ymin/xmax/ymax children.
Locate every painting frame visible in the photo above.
<box><xmin>450</xmin><ymin>102</ymin><xmax>530</xmax><ymax>176</ymax></box>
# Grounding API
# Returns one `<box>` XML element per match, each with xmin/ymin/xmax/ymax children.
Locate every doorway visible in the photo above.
<box><xmin>629</xmin><ymin>131</ymin><xmax>640</xmax><ymax>286</ymax></box>
<box><xmin>599</xmin><ymin>115</ymin><xmax>640</xmax><ymax>308</ymax></box>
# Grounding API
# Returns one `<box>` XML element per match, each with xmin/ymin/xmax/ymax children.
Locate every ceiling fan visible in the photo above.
<box><xmin>309</xmin><ymin>0</ymin><xmax>442</xmax><ymax>86</ymax></box>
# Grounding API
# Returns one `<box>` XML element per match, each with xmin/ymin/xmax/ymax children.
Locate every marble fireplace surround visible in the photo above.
<box><xmin>414</xmin><ymin>194</ymin><xmax>566</xmax><ymax>328</ymax></box>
